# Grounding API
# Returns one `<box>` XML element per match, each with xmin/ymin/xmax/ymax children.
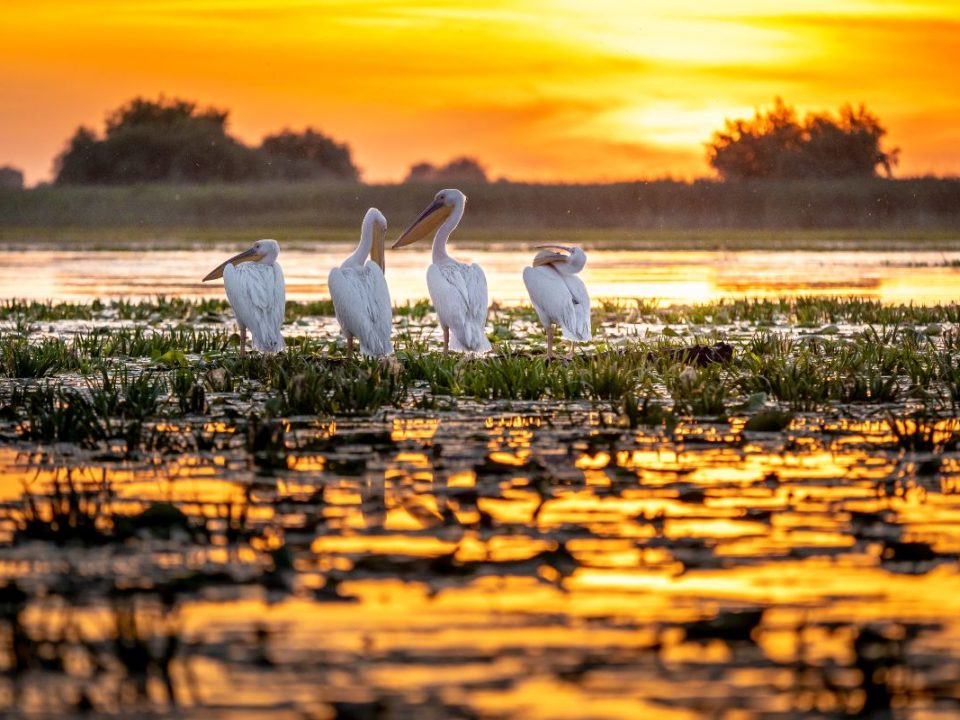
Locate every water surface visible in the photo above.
<box><xmin>3</xmin><ymin>247</ymin><xmax>960</xmax><ymax>304</ymax></box>
<box><xmin>3</xmin><ymin>404</ymin><xmax>960</xmax><ymax>718</ymax></box>
<box><xmin>3</xmin><ymin>253</ymin><xmax>960</xmax><ymax>717</ymax></box>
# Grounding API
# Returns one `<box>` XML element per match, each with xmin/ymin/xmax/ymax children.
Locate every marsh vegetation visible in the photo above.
<box><xmin>1</xmin><ymin>296</ymin><xmax>960</xmax><ymax>717</ymax></box>
<box><xmin>4</xmin><ymin>177</ymin><xmax>960</xmax><ymax>236</ymax></box>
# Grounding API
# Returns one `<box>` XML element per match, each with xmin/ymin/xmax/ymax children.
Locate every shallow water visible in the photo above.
<box><xmin>3</xmin><ymin>247</ymin><xmax>960</xmax><ymax>304</ymax></box>
<box><xmin>3</xmin><ymin>402</ymin><xmax>960</xmax><ymax>718</ymax></box>
<box><xmin>3</xmin><ymin>287</ymin><xmax>960</xmax><ymax>716</ymax></box>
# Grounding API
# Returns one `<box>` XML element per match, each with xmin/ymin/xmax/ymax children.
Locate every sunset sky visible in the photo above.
<box><xmin>3</xmin><ymin>0</ymin><xmax>959</xmax><ymax>185</ymax></box>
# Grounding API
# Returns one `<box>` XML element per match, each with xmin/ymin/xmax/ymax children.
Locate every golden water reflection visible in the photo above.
<box><xmin>4</xmin><ymin>248</ymin><xmax>960</xmax><ymax>305</ymax></box>
<box><xmin>2</xmin><ymin>409</ymin><xmax>960</xmax><ymax>717</ymax></box>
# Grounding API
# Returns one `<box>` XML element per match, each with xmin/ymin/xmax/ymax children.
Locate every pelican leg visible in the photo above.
<box><xmin>239</xmin><ymin>326</ymin><xmax>247</xmax><ymax>357</ymax></box>
<box><xmin>546</xmin><ymin>324</ymin><xmax>554</xmax><ymax>361</ymax></box>
<box><xmin>567</xmin><ymin>340</ymin><xmax>575</xmax><ymax>360</ymax></box>
<box><xmin>443</xmin><ymin>327</ymin><xmax>450</xmax><ymax>354</ymax></box>
<box><xmin>347</xmin><ymin>334</ymin><xmax>355</xmax><ymax>359</ymax></box>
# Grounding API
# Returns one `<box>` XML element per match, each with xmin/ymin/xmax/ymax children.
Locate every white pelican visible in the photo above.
<box><xmin>203</xmin><ymin>239</ymin><xmax>285</xmax><ymax>355</ymax></box>
<box><xmin>392</xmin><ymin>188</ymin><xmax>491</xmax><ymax>353</ymax></box>
<box><xmin>328</xmin><ymin>208</ymin><xmax>393</xmax><ymax>357</ymax></box>
<box><xmin>522</xmin><ymin>245</ymin><xmax>591</xmax><ymax>359</ymax></box>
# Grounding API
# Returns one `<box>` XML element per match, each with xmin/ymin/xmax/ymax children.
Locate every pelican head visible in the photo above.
<box><xmin>392</xmin><ymin>188</ymin><xmax>465</xmax><ymax>248</ymax></box>
<box><xmin>364</xmin><ymin>208</ymin><xmax>388</xmax><ymax>271</ymax></box>
<box><xmin>532</xmin><ymin>245</ymin><xmax>587</xmax><ymax>275</ymax></box>
<box><xmin>203</xmin><ymin>239</ymin><xmax>280</xmax><ymax>281</ymax></box>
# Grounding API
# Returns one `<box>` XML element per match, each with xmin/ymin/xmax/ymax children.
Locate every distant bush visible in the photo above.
<box><xmin>0</xmin><ymin>166</ymin><xmax>24</xmax><ymax>189</ymax></box>
<box><xmin>405</xmin><ymin>156</ymin><xmax>487</xmax><ymax>184</ymax></box>
<box><xmin>54</xmin><ymin>97</ymin><xmax>358</xmax><ymax>185</ymax></box>
<box><xmin>707</xmin><ymin>98</ymin><xmax>899</xmax><ymax>181</ymax></box>
<box><xmin>55</xmin><ymin>98</ymin><xmax>261</xmax><ymax>184</ymax></box>
<box><xmin>259</xmin><ymin>128</ymin><xmax>358</xmax><ymax>181</ymax></box>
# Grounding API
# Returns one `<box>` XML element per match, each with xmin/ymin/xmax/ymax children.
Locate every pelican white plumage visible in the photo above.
<box><xmin>202</xmin><ymin>239</ymin><xmax>285</xmax><ymax>355</ymax></box>
<box><xmin>392</xmin><ymin>189</ymin><xmax>491</xmax><ymax>353</ymax></box>
<box><xmin>328</xmin><ymin>208</ymin><xmax>393</xmax><ymax>357</ymax></box>
<box><xmin>522</xmin><ymin>245</ymin><xmax>591</xmax><ymax>359</ymax></box>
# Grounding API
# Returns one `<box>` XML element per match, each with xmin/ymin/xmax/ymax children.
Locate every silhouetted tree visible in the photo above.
<box><xmin>802</xmin><ymin>105</ymin><xmax>898</xmax><ymax>178</ymax></box>
<box><xmin>405</xmin><ymin>157</ymin><xmax>487</xmax><ymax>183</ymax></box>
<box><xmin>259</xmin><ymin>128</ymin><xmax>358</xmax><ymax>180</ymax></box>
<box><xmin>707</xmin><ymin>98</ymin><xmax>898</xmax><ymax>181</ymax></box>
<box><xmin>55</xmin><ymin>97</ymin><xmax>262</xmax><ymax>184</ymax></box>
<box><xmin>0</xmin><ymin>166</ymin><xmax>24</xmax><ymax>189</ymax></box>
<box><xmin>55</xmin><ymin>127</ymin><xmax>106</xmax><ymax>184</ymax></box>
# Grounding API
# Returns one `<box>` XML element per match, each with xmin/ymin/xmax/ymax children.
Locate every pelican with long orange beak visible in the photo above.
<box><xmin>392</xmin><ymin>188</ymin><xmax>491</xmax><ymax>353</ymax></box>
<box><xmin>522</xmin><ymin>244</ymin><xmax>591</xmax><ymax>359</ymax></box>
<box><xmin>328</xmin><ymin>208</ymin><xmax>393</xmax><ymax>357</ymax></box>
<box><xmin>202</xmin><ymin>239</ymin><xmax>286</xmax><ymax>355</ymax></box>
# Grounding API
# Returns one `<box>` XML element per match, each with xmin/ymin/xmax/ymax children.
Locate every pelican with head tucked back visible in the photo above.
<box><xmin>203</xmin><ymin>239</ymin><xmax>286</xmax><ymax>356</ymax></box>
<box><xmin>328</xmin><ymin>208</ymin><xmax>393</xmax><ymax>357</ymax></box>
<box><xmin>392</xmin><ymin>188</ymin><xmax>491</xmax><ymax>354</ymax></box>
<box><xmin>522</xmin><ymin>244</ymin><xmax>591</xmax><ymax>359</ymax></box>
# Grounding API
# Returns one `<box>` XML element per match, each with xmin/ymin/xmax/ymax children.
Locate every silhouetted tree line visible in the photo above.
<box><xmin>707</xmin><ymin>98</ymin><xmax>899</xmax><ymax>180</ymax></box>
<box><xmin>54</xmin><ymin>98</ymin><xmax>359</xmax><ymax>184</ymax></box>
<box><xmin>47</xmin><ymin>95</ymin><xmax>902</xmax><ymax>186</ymax></box>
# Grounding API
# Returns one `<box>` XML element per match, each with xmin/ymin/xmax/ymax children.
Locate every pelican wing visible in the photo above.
<box><xmin>427</xmin><ymin>261</ymin><xmax>491</xmax><ymax>353</ymax></box>
<box><xmin>224</xmin><ymin>262</ymin><xmax>286</xmax><ymax>353</ymax></box>
<box><xmin>328</xmin><ymin>262</ymin><xmax>394</xmax><ymax>357</ymax></box>
<box><xmin>560</xmin><ymin>273</ymin><xmax>591</xmax><ymax>341</ymax></box>
<box><xmin>463</xmin><ymin>262</ymin><xmax>490</xmax><ymax>331</ymax></box>
<box><xmin>523</xmin><ymin>265</ymin><xmax>591</xmax><ymax>341</ymax></box>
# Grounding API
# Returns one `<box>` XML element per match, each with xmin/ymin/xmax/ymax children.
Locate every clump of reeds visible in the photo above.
<box><xmin>0</xmin><ymin>335</ymin><xmax>79</xmax><ymax>378</ymax></box>
<box><xmin>273</xmin><ymin>357</ymin><xmax>406</xmax><ymax>415</ymax></box>
<box><xmin>72</xmin><ymin>326</ymin><xmax>231</xmax><ymax>358</ymax></box>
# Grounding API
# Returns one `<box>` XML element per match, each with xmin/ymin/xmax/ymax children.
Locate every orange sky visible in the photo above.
<box><xmin>3</xmin><ymin>0</ymin><xmax>959</xmax><ymax>185</ymax></box>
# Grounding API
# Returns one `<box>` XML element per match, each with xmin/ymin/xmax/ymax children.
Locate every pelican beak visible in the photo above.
<box><xmin>371</xmin><ymin>222</ymin><xmax>387</xmax><ymax>272</ymax></box>
<box><xmin>392</xmin><ymin>199</ymin><xmax>453</xmax><ymax>248</ymax></box>
<box><xmin>203</xmin><ymin>247</ymin><xmax>262</xmax><ymax>281</ymax></box>
<box><xmin>532</xmin><ymin>245</ymin><xmax>573</xmax><ymax>267</ymax></box>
